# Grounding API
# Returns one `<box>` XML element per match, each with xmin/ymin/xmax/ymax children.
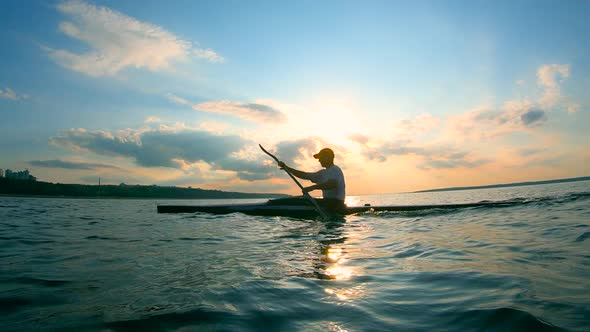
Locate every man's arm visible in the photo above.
<box><xmin>303</xmin><ymin>179</ymin><xmax>337</xmax><ymax>193</ymax></box>
<box><xmin>277</xmin><ymin>161</ymin><xmax>313</xmax><ymax>180</ymax></box>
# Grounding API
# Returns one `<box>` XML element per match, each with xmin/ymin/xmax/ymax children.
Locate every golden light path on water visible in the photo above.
<box><xmin>321</xmin><ymin>225</ymin><xmax>367</xmax><ymax>303</ymax></box>
<box><xmin>325</xmin><ymin>248</ymin><xmax>352</xmax><ymax>281</ymax></box>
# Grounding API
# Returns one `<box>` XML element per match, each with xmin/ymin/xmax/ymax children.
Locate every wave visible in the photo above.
<box><xmin>449</xmin><ymin>307</ymin><xmax>567</xmax><ymax>331</ymax></box>
<box><xmin>4</xmin><ymin>276</ymin><xmax>71</xmax><ymax>287</ymax></box>
<box><xmin>362</xmin><ymin>191</ymin><xmax>590</xmax><ymax>218</ymax></box>
<box><xmin>84</xmin><ymin>306</ymin><xmax>569</xmax><ymax>332</ymax></box>
<box><xmin>0</xmin><ymin>296</ymin><xmax>32</xmax><ymax>309</ymax></box>
<box><xmin>472</xmin><ymin>190</ymin><xmax>590</xmax><ymax>208</ymax></box>
<box><xmin>575</xmin><ymin>232</ymin><xmax>590</xmax><ymax>242</ymax></box>
<box><xmin>103</xmin><ymin>307</ymin><xmax>240</xmax><ymax>331</ymax></box>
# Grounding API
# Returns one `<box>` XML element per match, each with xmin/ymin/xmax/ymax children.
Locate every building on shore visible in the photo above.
<box><xmin>4</xmin><ymin>169</ymin><xmax>37</xmax><ymax>181</ymax></box>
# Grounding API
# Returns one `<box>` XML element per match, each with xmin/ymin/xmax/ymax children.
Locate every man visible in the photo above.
<box><xmin>277</xmin><ymin>148</ymin><xmax>346</xmax><ymax>213</ymax></box>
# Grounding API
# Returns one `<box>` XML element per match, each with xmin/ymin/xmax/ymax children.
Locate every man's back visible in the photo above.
<box><xmin>309</xmin><ymin>164</ymin><xmax>345</xmax><ymax>201</ymax></box>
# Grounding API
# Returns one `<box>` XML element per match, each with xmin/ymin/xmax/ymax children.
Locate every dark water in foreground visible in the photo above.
<box><xmin>1</xmin><ymin>181</ymin><xmax>589</xmax><ymax>331</ymax></box>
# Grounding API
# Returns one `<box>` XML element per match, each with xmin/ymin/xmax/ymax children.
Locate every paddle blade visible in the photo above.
<box><xmin>259</xmin><ymin>144</ymin><xmax>279</xmax><ymax>162</ymax></box>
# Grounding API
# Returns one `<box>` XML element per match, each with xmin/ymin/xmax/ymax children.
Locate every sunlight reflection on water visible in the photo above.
<box><xmin>0</xmin><ymin>181</ymin><xmax>589</xmax><ymax>331</ymax></box>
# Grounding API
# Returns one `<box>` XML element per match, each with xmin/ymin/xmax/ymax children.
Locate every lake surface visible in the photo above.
<box><xmin>1</xmin><ymin>181</ymin><xmax>589</xmax><ymax>331</ymax></box>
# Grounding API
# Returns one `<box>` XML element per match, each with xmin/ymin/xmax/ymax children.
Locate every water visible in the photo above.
<box><xmin>1</xmin><ymin>181</ymin><xmax>589</xmax><ymax>331</ymax></box>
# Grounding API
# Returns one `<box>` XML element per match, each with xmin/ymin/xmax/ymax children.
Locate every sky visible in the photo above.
<box><xmin>1</xmin><ymin>0</ymin><xmax>589</xmax><ymax>195</ymax></box>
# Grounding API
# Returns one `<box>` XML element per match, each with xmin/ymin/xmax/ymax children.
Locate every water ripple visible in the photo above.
<box><xmin>1</xmin><ymin>183</ymin><xmax>589</xmax><ymax>331</ymax></box>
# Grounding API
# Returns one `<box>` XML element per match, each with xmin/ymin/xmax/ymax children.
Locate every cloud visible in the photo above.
<box><xmin>349</xmin><ymin>115</ymin><xmax>444</xmax><ymax>163</ymax></box>
<box><xmin>348</xmin><ymin>133</ymin><xmax>387</xmax><ymax>162</ymax></box>
<box><xmin>348</xmin><ymin>133</ymin><xmax>370</xmax><ymax>145</ymax></box>
<box><xmin>167</xmin><ymin>95</ymin><xmax>287</xmax><ymax>123</ymax></box>
<box><xmin>166</xmin><ymin>93</ymin><xmax>191</xmax><ymax>106</ymax></box>
<box><xmin>349</xmin><ymin>133</ymin><xmax>489</xmax><ymax>169</ymax></box>
<box><xmin>46</xmin><ymin>0</ymin><xmax>223</xmax><ymax>76</ymax></box>
<box><xmin>340</xmin><ymin>63</ymin><xmax>580</xmax><ymax>176</ymax></box>
<box><xmin>29</xmin><ymin>159</ymin><xmax>120</xmax><ymax>170</ymax></box>
<box><xmin>0</xmin><ymin>87</ymin><xmax>27</xmax><ymax>100</ymax></box>
<box><xmin>275</xmin><ymin>138</ymin><xmax>321</xmax><ymax>165</ymax></box>
<box><xmin>396</xmin><ymin>113</ymin><xmax>440</xmax><ymax>137</ymax></box>
<box><xmin>49</xmin><ymin>127</ymin><xmax>277</xmax><ymax>181</ymax></box>
<box><xmin>537</xmin><ymin>64</ymin><xmax>569</xmax><ymax>89</ymax></box>
<box><xmin>193</xmin><ymin>48</ymin><xmax>225</xmax><ymax>63</ymax></box>
<box><xmin>213</xmin><ymin>157</ymin><xmax>276</xmax><ymax>181</ymax></box>
<box><xmin>537</xmin><ymin>64</ymin><xmax>569</xmax><ymax>108</ymax></box>
<box><xmin>450</xmin><ymin>100</ymin><xmax>548</xmax><ymax>139</ymax></box>
<box><xmin>50</xmin><ymin>128</ymin><xmax>141</xmax><ymax>159</ymax></box>
<box><xmin>520</xmin><ymin>109</ymin><xmax>546</xmax><ymax>127</ymax></box>
<box><xmin>144</xmin><ymin>116</ymin><xmax>162</xmax><ymax>123</ymax></box>
<box><xmin>383</xmin><ymin>141</ymin><xmax>490</xmax><ymax>170</ymax></box>
<box><xmin>444</xmin><ymin>63</ymin><xmax>579</xmax><ymax>144</ymax></box>
<box><xmin>447</xmin><ymin>63</ymin><xmax>572</xmax><ymax>141</ymax></box>
<box><xmin>51</xmin><ymin>128</ymin><xmax>244</xmax><ymax>167</ymax></box>
<box><xmin>362</xmin><ymin>148</ymin><xmax>387</xmax><ymax>162</ymax></box>
<box><xmin>0</xmin><ymin>87</ymin><xmax>17</xmax><ymax>100</ymax></box>
<box><xmin>517</xmin><ymin>148</ymin><xmax>544</xmax><ymax>157</ymax></box>
<box><xmin>193</xmin><ymin>101</ymin><xmax>287</xmax><ymax>123</ymax></box>
<box><xmin>418</xmin><ymin>155</ymin><xmax>490</xmax><ymax>170</ymax></box>
<box><xmin>567</xmin><ymin>103</ymin><xmax>580</xmax><ymax>114</ymax></box>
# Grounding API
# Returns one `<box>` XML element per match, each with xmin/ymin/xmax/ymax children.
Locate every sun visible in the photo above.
<box><xmin>304</xmin><ymin>96</ymin><xmax>365</xmax><ymax>148</ymax></box>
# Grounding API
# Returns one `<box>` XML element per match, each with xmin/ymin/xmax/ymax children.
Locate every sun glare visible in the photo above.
<box><xmin>313</xmin><ymin>107</ymin><xmax>362</xmax><ymax>147</ymax></box>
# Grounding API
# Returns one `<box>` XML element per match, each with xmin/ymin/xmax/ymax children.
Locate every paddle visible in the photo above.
<box><xmin>259</xmin><ymin>144</ymin><xmax>329</xmax><ymax>220</ymax></box>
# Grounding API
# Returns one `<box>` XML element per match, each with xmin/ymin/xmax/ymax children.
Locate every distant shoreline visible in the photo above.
<box><xmin>2</xmin><ymin>176</ymin><xmax>588</xmax><ymax>199</ymax></box>
<box><xmin>0</xmin><ymin>178</ymin><xmax>287</xmax><ymax>200</ymax></box>
<box><xmin>414</xmin><ymin>176</ymin><xmax>590</xmax><ymax>193</ymax></box>
<box><xmin>0</xmin><ymin>194</ymin><xmax>279</xmax><ymax>200</ymax></box>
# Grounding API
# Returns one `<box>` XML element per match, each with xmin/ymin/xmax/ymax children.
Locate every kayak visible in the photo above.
<box><xmin>156</xmin><ymin>197</ymin><xmax>512</xmax><ymax>219</ymax></box>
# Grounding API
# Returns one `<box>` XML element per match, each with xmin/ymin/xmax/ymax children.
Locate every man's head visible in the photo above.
<box><xmin>313</xmin><ymin>148</ymin><xmax>334</xmax><ymax>168</ymax></box>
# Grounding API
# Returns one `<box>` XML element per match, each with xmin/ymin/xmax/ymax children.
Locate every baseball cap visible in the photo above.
<box><xmin>313</xmin><ymin>148</ymin><xmax>334</xmax><ymax>159</ymax></box>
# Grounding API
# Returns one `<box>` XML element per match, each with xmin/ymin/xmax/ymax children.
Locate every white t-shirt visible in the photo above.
<box><xmin>308</xmin><ymin>165</ymin><xmax>346</xmax><ymax>200</ymax></box>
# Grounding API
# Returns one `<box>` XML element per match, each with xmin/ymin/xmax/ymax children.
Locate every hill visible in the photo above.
<box><xmin>415</xmin><ymin>176</ymin><xmax>590</xmax><ymax>193</ymax></box>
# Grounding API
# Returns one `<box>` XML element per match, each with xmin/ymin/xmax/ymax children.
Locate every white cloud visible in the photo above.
<box><xmin>166</xmin><ymin>93</ymin><xmax>191</xmax><ymax>106</ymax></box>
<box><xmin>537</xmin><ymin>64</ymin><xmax>569</xmax><ymax>88</ymax></box>
<box><xmin>446</xmin><ymin>63</ymin><xmax>575</xmax><ymax>141</ymax></box>
<box><xmin>348</xmin><ymin>133</ymin><xmax>370</xmax><ymax>145</ymax></box>
<box><xmin>348</xmin><ymin>133</ymin><xmax>489</xmax><ymax>169</ymax></box>
<box><xmin>537</xmin><ymin>64</ymin><xmax>569</xmax><ymax>108</ymax></box>
<box><xmin>193</xmin><ymin>48</ymin><xmax>225</xmax><ymax>63</ymax></box>
<box><xmin>144</xmin><ymin>116</ymin><xmax>162</xmax><ymax>123</ymax></box>
<box><xmin>167</xmin><ymin>94</ymin><xmax>287</xmax><ymax>123</ymax></box>
<box><xmin>46</xmin><ymin>0</ymin><xmax>224</xmax><ymax>76</ymax></box>
<box><xmin>567</xmin><ymin>103</ymin><xmax>580</xmax><ymax>114</ymax></box>
<box><xmin>0</xmin><ymin>87</ymin><xmax>28</xmax><ymax>101</ymax></box>
<box><xmin>346</xmin><ymin>63</ymin><xmax>581</xmax><ymax>172</ymax></box>
<box><xmin>0</xmin><ymin>87</ymin><xmax>17</xmax><ymax>100</ymax></box>
<box><xmin>450</xmin><ymin>100</ymin><xmax>547</xmax><ymax>140</ymax></box>
<box><xmin>194</xmin><ymin>100</ymin><xmax>287</xmax><ymax>123</ymax></box>
<box><xmin>396</xmin><ymin>113</ymin><xmax>440</xmax><ymax>137</ymax></box>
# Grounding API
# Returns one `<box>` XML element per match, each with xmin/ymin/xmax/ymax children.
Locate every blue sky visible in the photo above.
<box><xmin>1</xmin><ymin>0</ymin><xmax>588</xmax><ymax>195</ymax></box>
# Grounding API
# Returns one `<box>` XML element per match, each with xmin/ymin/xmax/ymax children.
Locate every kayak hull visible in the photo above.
<box><xmin>156</xmin><ymin>197</ymin><xmax>511</xmax><ymax>218</ymax></box>
<box><xmin>157</xmin><ymin>203</ymin><xmax>335</xmax><ymax>219</ymax></box>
